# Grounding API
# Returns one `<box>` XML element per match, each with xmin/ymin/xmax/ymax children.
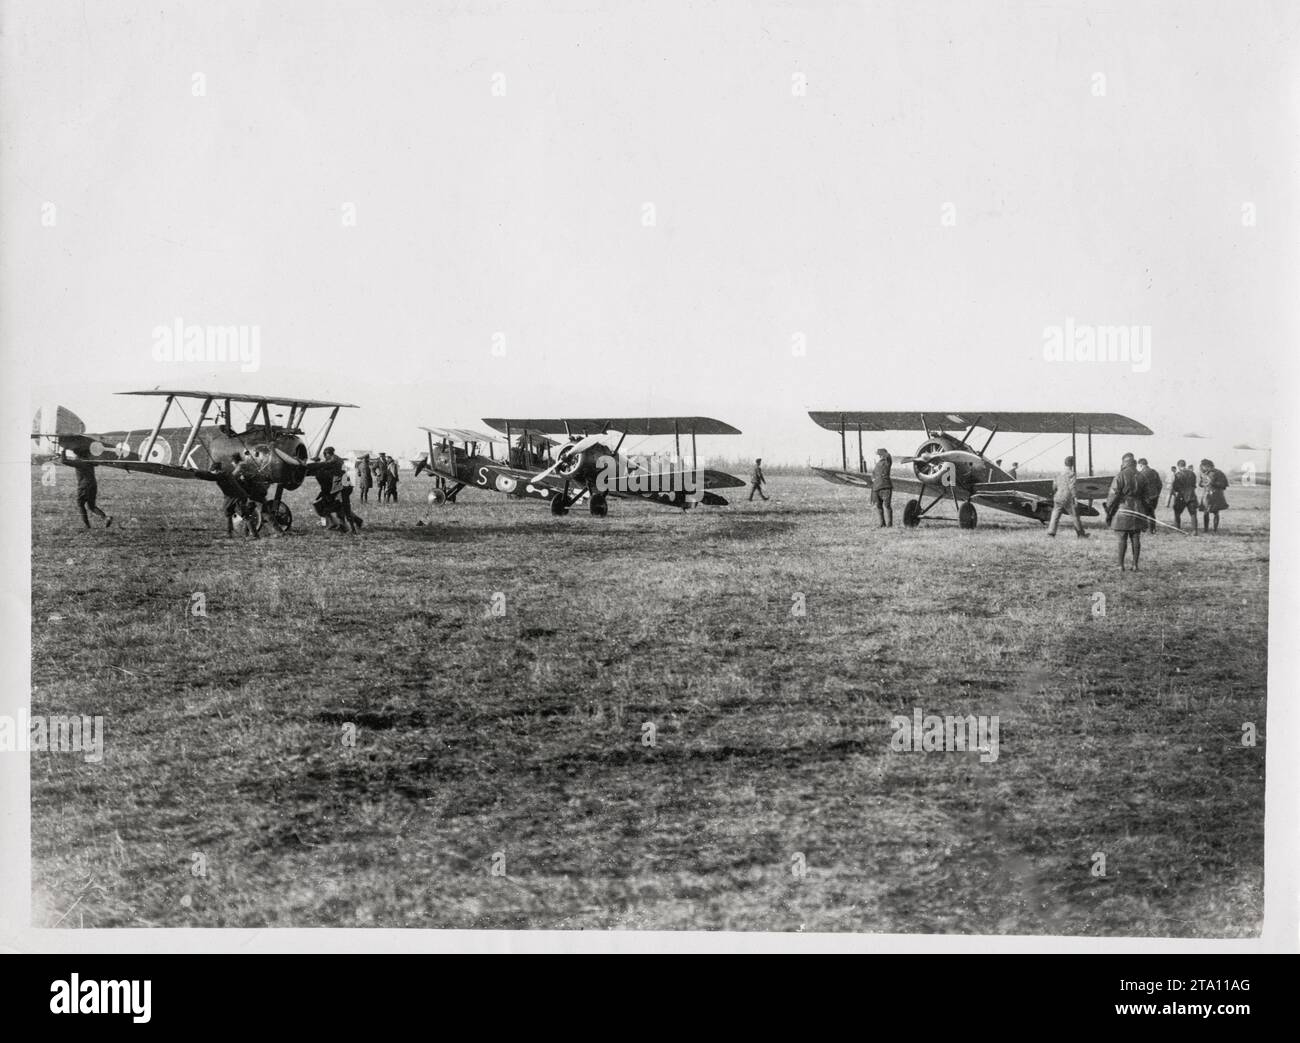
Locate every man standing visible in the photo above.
<box><xmin>357</xmin><ymin>454</ymin><xmax>373</xmax><ymax>503</ymax></box>
<box><xmin>1104</xmin><ymin>452</ymin><xmax>1145</xmax><ymax>570</ymax></box>
<box><xmin>1008</xmin><ymin>462</ymin><xmax>1019</xmax><ymax>480</ymax></box>
<box><xmin>871</xmin><ymin>448</ymin><xmax>893</xmax><ymax>527</ymax></box>
<box><xmin>386</xmin><ymin>454</ymin><xmax>401</xmax><ymax>502</ymax></box>
<box><xmin>748</xmin><ymin>458</ymin><xmax>769</xmax><ymax>501</ymax></box>
<box><xmin>1171</xmin><ymin>459</ymin><xmax>1198</xmax><ymax>533</ymax></box>
<box><xmin>1136</xmin><ymin>458</ymin><xmax>1163</xmax><ymax>534</ymax></box>
<box><xmin>1046</xmin><ymin>455</ymin><xmax>1087</xmax><ymax>538</ymax></box>
<box><xmin>74</xmin><ymin>465</ymin><xmax>112</xmax><ymax>529</ymax></box>
<box><xmin>1199</xmin><ymin>458</ymin><xmax>1230</xmax><ymax>532</ymax></box>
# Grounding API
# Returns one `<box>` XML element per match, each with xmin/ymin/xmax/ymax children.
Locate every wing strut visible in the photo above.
<box><xmin>840</xmin><ymin>415</ymin><xmax>848</xmax><ymax>471</ymax></box>
<box><xmin>142</xmin><ymin>395</ymin><xmax>175</xmax><ymax>464</ymax></box>
<box><xmin>857</xmin><ymin>427</ymin><xmax>864</xmax><ymax>473</ymax></box>
<box><xmin>308</xmin><ymin>406</ymin><xmax>340</xmax><ymax>459</ymax></box>
<box><xmin>978</xmin><ymin>426</ymin><xmax>999</xmax><ymax>457</ymax></box>
<box><xmin>178</xmin><ymin>396</ymin><xmax>213</xmax><ymax>468</ymax></box>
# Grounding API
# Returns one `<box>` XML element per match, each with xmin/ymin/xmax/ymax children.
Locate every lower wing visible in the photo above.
<box><xmin>811</xmin><ymin>468</ymin><xmax>933</xmax><ymax>497</ymax></box>
<box><xmin>65</xmin><ymin>458</ymin><xmax>217</xmax><ymax>482</ymax></box>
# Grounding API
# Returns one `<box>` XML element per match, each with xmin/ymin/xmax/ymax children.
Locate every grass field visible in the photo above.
<box><xmin>28</xmin><ymin>466</ymin><xmax>1269</xmax><ymax>934</ymax></box>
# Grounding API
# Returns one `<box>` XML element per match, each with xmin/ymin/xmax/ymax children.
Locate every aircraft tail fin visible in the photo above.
<box><xmin>32</xmin><ymin>404</ymin><xmax>86</xmax><ymax>438</ymax></box>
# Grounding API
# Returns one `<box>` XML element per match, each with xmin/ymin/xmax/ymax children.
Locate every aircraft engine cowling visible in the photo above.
<box><xmin>910</xmin><ymin>439</ymin><xmax>980</xmax><ymax>488</ymax></box>
<box><xmin>554</xmin><ymin>442</ymin><xmax>613</xmax><ymax>485</ymax></box>
<box><xmin>910</xmin><ymin>440</ymin><xmax>952</xmax><ymax>483</ymax></box>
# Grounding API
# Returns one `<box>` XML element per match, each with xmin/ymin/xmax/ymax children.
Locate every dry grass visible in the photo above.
<box><xmin>29</xmin><ymin>468</ymin><xmax>1268</xmax><ymax>933</ymax></box>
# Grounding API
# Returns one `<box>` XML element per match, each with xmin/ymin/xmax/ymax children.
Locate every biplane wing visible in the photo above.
<box><xmin>482</xmin><ymin>417</ymin><xmax>741</xmax><ymax>436</ymax></box>
<box><xmin>811</xmin><ymin>467</ymin><xmax>929</xmax><ymax>496</ymax></box>
<box><xmin>119</xmin><ymin>389</ymin><xmax>358</xmax><ymax>410</ymax></box>
<box><xmin>808</xmin><ymin>411</ymin><xmax>1152</xmax><ymax>435</ymax></box>
<box><xmin>419</xmin><ymin>425</ymin><xmax>510</xmax><ymax>446</ymax></box>
<box><xmin>72</xmin><ymin>458</ymin><xmax>222</xmax><ymax>481</ymax></box>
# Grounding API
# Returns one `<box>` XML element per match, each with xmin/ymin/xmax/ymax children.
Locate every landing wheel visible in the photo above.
<box><xmin>902</xmin><ymin>498</ymin><xmax>921</xmax><ymax>528</ymax></box>
<box><xmin>268</xmin><ymin>501</ymin><xmax>292</xmax><ymax>532</ymax></box>
<box><xmin>958</xmin><ymin>502</ymin><xmax>978</xmax><ymax>529</ymax></box>
<box><xmin>241</xmin><ymin>502</ymin><xmax>264</xmax><ymax>535</ymax></box>
<box><xmin>429</xmin><ymin>488</ymin><xmax>447</xmax><ymax>506</ymax></box>
<box><xmin>589</xmin><ymin>492</ymin><xmax>608</xmax><ymax>518</ymax></box>
<box><xmin>550</xmin><ymin>495</ymin><xmax>569</xmax><ymax>516</ymax></box>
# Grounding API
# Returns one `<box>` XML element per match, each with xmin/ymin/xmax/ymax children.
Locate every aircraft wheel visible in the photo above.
<box><xmin>550</xmin><ymin>495</ymin><xmax>568</xmax><ymax>516</ymax></box>
<box><xmin>428</xmin><ymin>488</ymin><xmax>447</xmax><ymax>506</ymax></box>
<box><xmin>589</xmin><ymin>492</ymin><xmax>608</xmax><ymax>518</ymax></box>
<box><xmin>902</xmin><ymin>499</ymin><xmax>921</xmax><ymax>528</ymax></box>
<box><xmin>269</xmin><ymin>501</ymin><xmax>292</xmax><ymax>532</ymax></box>
<box><xmin>958</xmin><ymin>502</ymin><xmax>978</xmax><ymax>529</ymax></box>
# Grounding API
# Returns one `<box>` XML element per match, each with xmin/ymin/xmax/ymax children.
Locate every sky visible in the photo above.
<box><xmin>4</xmin><ymin>0</ymin><xmax>1297</xmax><ymax>473</ymax></box>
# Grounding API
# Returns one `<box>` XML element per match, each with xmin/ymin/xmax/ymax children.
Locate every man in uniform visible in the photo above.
<box><xmin>313</xmin><ymin>447</ymin><xmax>349</xmax><ymax>530</ymax></box>
<box><xmin>748</xmin><ymin>458</ymin><xmax>769</xmax><ymax>501</ymax></box>
<box><xmin>1170</xmin><ymin>459</ymin><xmax>1198</xmax><ymax>533</ymax></box>
<box><xmin>1104</xmin><ymin>452</ymin><xmax>1145</xmax><ymax>570</ymax></box>
<box><xmin>212</xmin><ymin>453</ymin><xmax>259</xmax><ymax>537</ymax></box>
<box><xmin>357</xmin><ymin>454</ymin><xmax>373</xmax><ymax>502</ymax></box>
<box><xmin>1199</xmin><ymin>458</ymin><xmax>1230</xmax><ymax>533</ymax></box>
<box><xmin>1046</xmin><ymin>455</ymin><xmax>1087</xmax><ymax>538</ymax></box>
<box><xmin>75</xmin><ymin>465</ymin><xmax>112</xmax><ymax>529</ymax></box>
<box><xmin>871</xmin><ymin>448</ymin><xmax>893</xmax><ymax>527</ymax></box>
<box><xmin>1136</xmin><ymin>457</ymin><xmax>1163</xmax><ymax>534</ymax></box>
<box><xmin>386</xmin><ymin>453</ymin><xmax>401</xmax><ymax>502</ymax></box>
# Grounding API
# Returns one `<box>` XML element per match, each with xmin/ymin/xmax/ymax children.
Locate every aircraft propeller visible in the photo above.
<box><xmin>530</xmin><ymin>434</ymin><xmax>606</xmax><ymax>484</ymax></box>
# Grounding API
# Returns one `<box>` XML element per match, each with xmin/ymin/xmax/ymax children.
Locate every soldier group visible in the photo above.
<box><xmin>1097</xmin><ymin>454</ymin><xmax>1231</xmax><ymax>570</ymax></box>
<box><xmin>355</xmin><ymin>453</ymin><xmax>400</xmax><ymax>503</ymax></box>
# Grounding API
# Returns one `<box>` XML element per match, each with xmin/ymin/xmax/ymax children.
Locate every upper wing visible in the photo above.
<box><xmin>419</xmin><ymin>425</ymin><xmax>512</xmax><ymax>446</ymax></box>
<box><xmin>809</xmin><ymin>411</ymin><xmax>1151</xmax><ymax>435</ymax></box>
<box><xmin>483</xmin><ymin>417</ymin><xmax>741</xmax><ymax>436</ymax></box>
<box><xmin>120</xmin><ymin>390</ymin><xmax>357</xmax><ymax>409</ymax></box>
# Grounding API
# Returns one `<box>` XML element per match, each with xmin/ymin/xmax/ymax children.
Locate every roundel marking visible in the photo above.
<box><xmin>137</xmin><ymin>438</ymin><xmax>173</xmax><ymax>465</ymax></box>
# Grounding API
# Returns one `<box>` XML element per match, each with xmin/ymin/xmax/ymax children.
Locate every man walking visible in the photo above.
<box><xmin>748</xmin><ymin>458</ymin><xmax>769</xmax><ymax>501</ymax></box>
<box><xmin>1046</xmin><ymin>455</ymin><xmax>1087</xmax><ymax>538</ymax></box>
<box><xmin>74</xmin><ymin>465</ymin><xmax>112</xmax><ymax>529</ymax></box>
<box><xmin>1104</xmin><ymin>452</ymin><xmax>1145</xmax><ymax>571</ymax></box>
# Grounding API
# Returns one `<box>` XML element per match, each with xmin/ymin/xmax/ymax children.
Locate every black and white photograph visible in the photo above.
<box><xmin>3</xmin><ymin>0</ymin><xmax>1298</xmax><ymax>962</ymax></box>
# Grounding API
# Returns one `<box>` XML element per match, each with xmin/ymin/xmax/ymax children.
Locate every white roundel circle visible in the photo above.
<box><xmin>137</xmin><ymin>438</ymin><xmax>173</xmax><ymax>465</ymax></box>
<box><xmin>88</xmin><ymin>441</ymin><xmax>106</xmax><ymax>457</ymax></box>
<box><xmin>495</xmin><ymin>475</ymin><xmax>518</xmax><ymax>493</ymax></box>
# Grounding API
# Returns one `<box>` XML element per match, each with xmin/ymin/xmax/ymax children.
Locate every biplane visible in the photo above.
<box><xmin>417</xmin><ymin>417</ymin><xmax>746</xmax><ymax>516</ymax></box>
<box><xmin>33</xmin><ymin>390</ymin><xmax>356</xmax><ymax>531</ymax></box>
<box><xmin>809</xmin><ymin>411</ymin><xmax>1153</xmax><ymax>529</ymax></box>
